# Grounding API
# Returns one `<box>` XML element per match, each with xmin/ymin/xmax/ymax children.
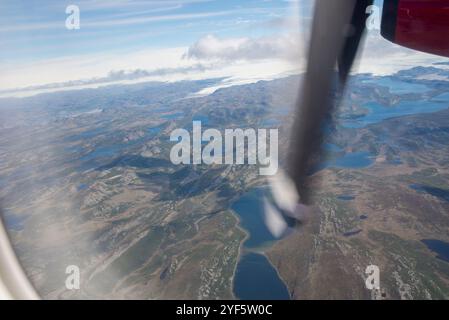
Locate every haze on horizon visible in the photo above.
<box><xmin>0</xmin><ymin>0</ymin><xmax>445</xmax><ymax>98</ymax></box>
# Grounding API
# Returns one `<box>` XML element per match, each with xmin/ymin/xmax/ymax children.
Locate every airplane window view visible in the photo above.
<box><xmin>0</xmin><ymin>0</ymin><xmax>448</xmax><ymax>305</ymax></box>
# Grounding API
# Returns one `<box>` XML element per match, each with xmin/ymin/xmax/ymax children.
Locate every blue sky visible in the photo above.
<box><xmin>0</xmin><ymin>0</ymin><xmax>312</xmax><ymax>94</ymax></box>
<box><xmin>0</xmin><ymin>0</ymin><xmax>443</xmax><ymax>96</ymax></box>
<box><xmin>0</xmin><ymin>0</ymin><xmax>310</xmax><ymax>63</ymax></box>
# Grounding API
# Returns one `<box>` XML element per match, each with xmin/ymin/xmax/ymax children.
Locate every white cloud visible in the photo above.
<box><xmin>1</xmin><ymin>29</ymin><xmax>443</xmax><ymax>99</ymax></box>
<box><xmin>185</xmin><ymin>34</ymin><xmax>304</xmax><ymax>62</ymax></box>
<box><xmin>0</xmin><ymin>64</ymin><xmax>213</xmax><ymax>95</ymax></box>
<box><xmin>0</xmin><ymin>42</ymin><xmax>302</xmax><ymax>98</ymax></box>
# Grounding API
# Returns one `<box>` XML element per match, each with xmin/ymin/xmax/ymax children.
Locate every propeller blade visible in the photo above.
<box><xmin>286</xmin><ymin>0</ymin><xmax>372</xmax><ymax>205</ymax></box>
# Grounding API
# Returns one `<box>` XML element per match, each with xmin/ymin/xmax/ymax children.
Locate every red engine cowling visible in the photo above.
<box><xmin>381</xmin><ymin>0</ymin><xmax>449</xmax><ymax>58</ymax></box>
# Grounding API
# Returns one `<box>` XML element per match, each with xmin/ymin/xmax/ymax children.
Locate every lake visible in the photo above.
<box><xmin>3</xmin><ymin>213</ymin><xmax>28</xmax><ymax>231</ymax></box>
<box><xmin>338</xmin><ymin>195</ymin><xmax>355</xmax><ymax>201</ymax></box>
<box><xmin>312</xmin><ymin>146</ymin><xmax>374</xmax><ymax>173</ymax></box>
<box><xmin>362</xmin><ymin>77</ymin><xmax>430</xmax><ymax>95</ymax></box>
<box><xmin>231</xmin><ymin>187</ymin><xmax>290</xmax><ymax>300</ymax></box>
<box><xmin>231</xmin><ymin>188</ymin><xmax>277</xmax><ymax>248</ymax></box>
<box><xmin>422</xmin><ymin>239</ymin><xmax>449</xmax><ymax>263</ymax></box>
<box><xmin>342</xmin><ymin>92</ymin><xmax>449</xmax><ymax>129</ymax></box>
<box><xmin>233</xmin><ymin>252</ymin><xmax>290</xmax><ymax>300</ymax></box>
<box><xmin>161</xmin><ymin>112</ymin><xmax>183</xmax><ymax>120</ymax></box>
<box><xmin>148</xmin><ymin>126</ymin><xmax>162</xmax><ymax>135</ymax></box>
<box><xmin>410</xmin><ymin>184</ymin><xmax>449</xmax><ymax>203</ymax></box>
<box><xmin>192</xmin><ymin>115</ymin><xmax>209</xmax><ymax>125</ymax></box>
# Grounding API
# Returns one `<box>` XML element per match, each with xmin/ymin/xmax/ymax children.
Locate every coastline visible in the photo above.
<box><xmin>229</xmin><ymin>208</ymin><xmax>249</xmax><ymax>300</ymax></box>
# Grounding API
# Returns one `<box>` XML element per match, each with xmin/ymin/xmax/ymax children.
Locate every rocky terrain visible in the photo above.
<box><xmin>1</xmin><ymin>65</ymin><xmax>448</xmax><ymax>299</ymax></box>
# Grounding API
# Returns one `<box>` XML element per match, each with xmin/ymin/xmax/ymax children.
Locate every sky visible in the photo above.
<box><xmin>0</xmin><ymin>0</ymin><xmax>445</xmax><ymax>97</ymax></box>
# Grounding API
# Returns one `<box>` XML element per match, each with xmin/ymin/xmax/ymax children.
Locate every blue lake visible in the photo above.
<box><xmin>324</xmin><ymin>143</ymin><xmax>343</xmax><ymax>152</ymax></box>
<box><xmin>192</xmin><ymin>115</ymin><xmax>209</xmax><ymax>125</ymax></box>
<box><xmin>342</xmin><ymin>97</ymin><xmax>449</xmax><ymax>129</ymax></box>
<box><xmin>261</xmin><ymin>118</ymin><xmax>280</xmax><ymax>127</ymax></box>
<box><xmin>65</xmin><ymin>127</ymin><xmax>105</xmax><ymax>141</ymax></box>
<box><xmin>233</xmin><ymin>252</ymin><xmax>290</xmax><ymax>300</ymax></box>
<box><xmin>313</xmin><ymin>149</ymin><xmax>373</xmax><ymax>173</ymax></box>
<box><xmin>231</xmin><ymin>188</ymin><xmax>277</xmax><ymax>248</ymax></box>
<box><xmin>333</xmin><ymin>151</ymin><xmax>373</xmax><ymax>168</ymax></box>
<box><xmin>362</xmin><ymin>78</ymin><xmax>430</xmax><ymax>94</ymax></box>
<box><xmin>148</xmin><ymin>126</ymin><xmax>162</xmax><ymax>135</ymax></box>
<box><xmin>422</xmin><ymin>239</ymin><xmax>449</xmax><ymax>263</ymax></box>
<box><xmin>410</xmin><ymin>184</ymin><xmax>449</xmax><ymax>203</ymax></box>
<box><xmin>433</xmin><ymin>92</ymin><xmax>449</xmax><ymax>102</ymax></box>
<box><xmin>4</xmin><ymin>214</ymin><xmax>28</xmax><ymax>231</ymax></box>
<box><xmin>338</xmin><ymin>195</ymin><xmax>355</xmax><ymax>201</ymax></box>
<box><xmin>231</xmin><ymin>188</ymin><xmax>290</xmax><ymax>300</ymax></box>
<box><xmin>77</xmin><ymin>184</ymin><xmax>88</xmax><ymax>191</ymax></box>
<box><xmin>79</xmin><ymin>145</ymin><xmax>121</xmax><ymax>162</ymax></box>
<box><xmin>343</xmin><ymin>229</ymin><xmax>362</xmax><ymax>237</ymax></box>
<box><xmin>161</xmin><ymin>112</ymin><xmax>183</xmax><ymax>120</ymax></box>
<box><xmin>78</xmin><ymin>136</ymin><xmax>146</xmax><ymax>164</ymax></box>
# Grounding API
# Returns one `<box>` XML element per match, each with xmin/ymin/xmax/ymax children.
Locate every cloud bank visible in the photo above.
<box><xmin>185</xmin><ymin>34</ymin><xmax>303</xmax><ymax>62</ymax></box>
<box><xmin>0</xmin><ymin>31</ymin><xmax>445</xmax><ymax>98</ymax></box>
